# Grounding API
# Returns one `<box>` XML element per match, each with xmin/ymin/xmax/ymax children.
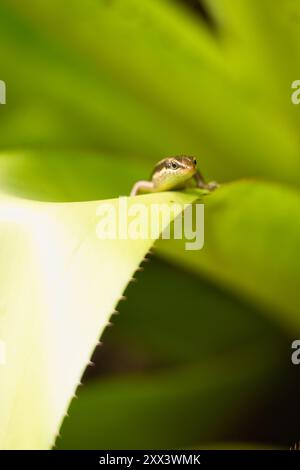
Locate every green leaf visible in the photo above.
<box><xmin>1</xmin><ymin>0</ymin><xmax>300</xmax><ymax>185</ymax></box>
<box><xmin>0</xmin><ymin>189</ymin><xmax>196</xmax><ymax>449</ymax></box>
<box><xmin>0</xmin><ymin>150</ymin><xmax>147</xmax><ymax>201</ymax></box>
<box><xmin>157</xmin><ymin>180</ymin><xmax>300</xmax><ymax>331</ymax></box>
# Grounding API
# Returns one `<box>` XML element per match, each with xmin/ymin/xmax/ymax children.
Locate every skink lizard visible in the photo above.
<box><xmin>130</xmin><ymin>155</ymin><xmax>218</xmax><ymax>196</ymax></box>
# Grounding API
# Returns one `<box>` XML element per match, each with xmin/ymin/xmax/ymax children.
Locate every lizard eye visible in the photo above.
<box><xmin>171</xmin><ymin>161</ymin><xmax>178</xmax><ymax>170</ymax></box>
<box><xmin>193</xmin><ymin>159</ymin><xmax>197</xmax><ymax>165</ymax></box>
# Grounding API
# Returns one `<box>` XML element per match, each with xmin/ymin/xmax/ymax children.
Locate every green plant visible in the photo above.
<box><xmin>0</xmin><ymin>0</ymin><xmax>299</xmax><ymax>450</ymax></box>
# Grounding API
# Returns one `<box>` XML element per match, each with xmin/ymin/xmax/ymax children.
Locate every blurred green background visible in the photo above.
<box><xmin>1</xmin><ymin>0</ymin><xmax>300</xmax><ymax>449</ymax></box>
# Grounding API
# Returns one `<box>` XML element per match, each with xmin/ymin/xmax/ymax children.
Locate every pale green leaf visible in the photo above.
<box><xmin>0</xmin><ymin>190</ymin><xmax>197</xmax><ymax>449</ymax></box>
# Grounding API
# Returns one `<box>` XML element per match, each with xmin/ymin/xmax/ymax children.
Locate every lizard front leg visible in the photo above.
<box><xmin>193</xmin><ymin>170</ymin><xmax>218</xmax><ymax>191</ymax></box>
<box><xmin>130</xmin><ymin>180</ymin><xmax>155</xmax><ymax>196</ymax></box>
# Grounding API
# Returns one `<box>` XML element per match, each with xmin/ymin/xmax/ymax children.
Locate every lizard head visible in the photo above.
<box><xmin>152</xmin><ymin>155</ymin><xmax>198</xmax><ymax>191</ymax></box>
